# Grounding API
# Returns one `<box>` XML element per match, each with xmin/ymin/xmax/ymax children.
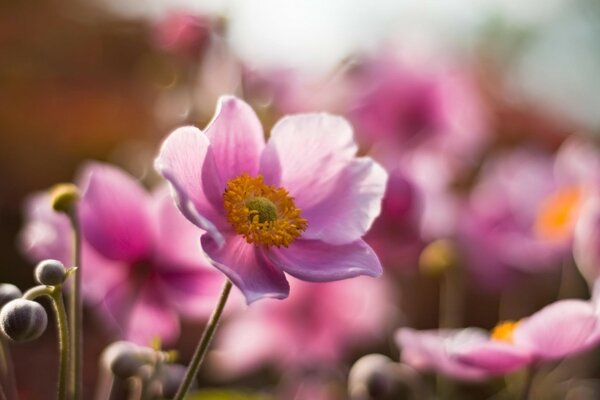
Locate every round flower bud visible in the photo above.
<box><xmin>50</xmin><ymin>183</ymin><xmax>80</xmax><ymax>213</ymax></box>
<box><xmin>349</xmin><ymin>355</ymin><xmax>421</xmax><ymax>400</ymax></box>
<box><xmin>419</xmin><ymin>239</ymin><xmax>458</xmax><ymax>277</ymax></box>
<box><xmin>0</xmin><ymin>284</ymin><xmax>22</xmax><ymax>308</ymax></box>
<box><xmin>102</xmin><ymin>341</ymin><xmax>155</xmax><ymax>379</ymax></box>
<box><xmin>34</xmin><ymin>259</ymin><xmax>67</xmax><ymax>286</ymax></box>
<box><xmin>0</xmin><ymin>299</ymin><xmax>48</xmax><ymax>342</ymax></box>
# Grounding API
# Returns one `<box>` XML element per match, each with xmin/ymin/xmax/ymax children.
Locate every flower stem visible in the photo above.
<box><xmin>24</xmin><ymin>286</ymin><xmax>70</xmax><ymax>400</ymax></box>
<box><xmin>0</xmin><ymin>338</ymin><xmax>17</xmax><ymax>400</ymax></box>
<box><xmin>66</xmin><ymin>209</ymin><xmax>82</xmax><ymax>400</ymax></box>
<box><xmin>173</xmin><ymin>280</ymin><xmax>232</xmax><ymax>400</ymax></box>
<box><xmin>519</xmin><ymin>366</ymin><xmax>536</xmax><ymax>400</ymax></box>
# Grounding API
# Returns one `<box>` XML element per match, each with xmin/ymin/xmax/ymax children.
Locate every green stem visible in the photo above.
<box><xmin>0</xmin><ymin>338</ymin><xmax>17</xmax><ymax>400</ymax></box>
<box><xmin>24</xmin><ymin>286</ymin><xmax>70</xmax><ymax>400</ymax></box>
<box><xmin>519</xmin><ymin>366</ymin><xmax>536</xmax><ymax>400</ymax></box>
<box><xmin>173</xmin><ymin>280</ymin><xmax>232</xmax><ymax>400</ymax></box>
<box><xmin>67</xmin><ymin>209</ymin><xmax>82</xmax><ymax>400</ymax></box>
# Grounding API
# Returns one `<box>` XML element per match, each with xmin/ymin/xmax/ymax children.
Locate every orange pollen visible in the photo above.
<box><xmin>223</xmin><ymin>173</ymin><xmax>308</xmax><ymax>247</ymax></box>
<box><xmin>491</xmin><ymin>320</ymin><xmax>520</xmax><ymax>344</ymax></box>
<box><xmin>534</xmin><ymin>186</ymin><xmax>583</xmax><ymax>241</ymax></box>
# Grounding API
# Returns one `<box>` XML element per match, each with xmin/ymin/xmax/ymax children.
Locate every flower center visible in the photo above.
<box><xmin>534</xmin><ymin>186</ymin><xmax>583</xmax><ymax>241</ymax></box>
<box><xmin>491</xmin><ymin>320</ymin><xmax>520</xmax><ymax>344</ymax></box>
<box><xmin>223</xmin><ymin>174</ymin><xmax>308</xmax><ymax>247</ymax></box>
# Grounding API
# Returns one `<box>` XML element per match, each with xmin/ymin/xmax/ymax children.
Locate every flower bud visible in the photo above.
<box><xmin>349</xmin><ymin>355</ymin><xmax>421</xmax><ymax>400</ymax></box>
<box><xmin>102</xmin><ymin>341</ymin><xmax>155</xmax><ymax>379</ymax></box>
<box><xmin>34</xmin><ymin>259</ymin><xmax>67</xmax><ymax>286</ymax></box>
<box><xmin>0</xmin><ymin>299</ymin><xmax>48</xmax><ymax>342</ymax></box>
<box><xmin>419</xmin><ymin>239</ymin><xmax>458</xmax><ymax>277</ymax></box>
<box><xmin>0</xmin><ymin>284</ymin><xmax>22</xmax><ymax>308</ymax></box>
<box><xmin>49</xmin><ymin>183</ymin><xmax>80</xmax><ymax>213</ymax></box>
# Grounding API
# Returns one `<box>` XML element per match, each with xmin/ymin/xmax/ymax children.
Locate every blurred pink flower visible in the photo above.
<box><xmin>459</xmin><ymin>142</ymin><xmax>596</xmax><ymax>288</ymax></box>
<box><xmin>348</xmin><ymin>55</ymin><xmax>489</xmax><ymax>167</ymax></box>
<box><xmin>20</xmin><ymin>162</ymin><xmax>222</xmax><ymax>345</ymax></box>
<box><xmin>396</xmin><ymin>328</ymin><xmax>490</xmax><ymax>381</ymax></box>
<box><xmin>397</xmin><ymin>292</ymin><xmax>600</xmax><ymax>379</ymax></box>
<box><xmin>155</xmin><ymin>96</ymin><xmax>387</xmax><ymax>304</ymax></box>
<box><xmin>213</xmin><ymin>276</ymin><xmax>393</xmax><ymax>376</ymax></box>
<box><xmin>152</xmin><ymin>12</ymin><xmax>211</xmax><ymax>57</ymax></box>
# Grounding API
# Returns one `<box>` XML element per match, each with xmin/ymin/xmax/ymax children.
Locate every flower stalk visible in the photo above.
<box><xmin>66</xmin><ymin>208</ymin><xmax>82</xmax><ymax>400</ymax></box>
<box><xmin>0</xmin><ymin>337</ymin><xmax>17</xmax><ymax>400</ymax></box>
<box><xmin>173</xmin><ymin>280</ymin><xmax>232</xmax><ymax>400</ymax></box>
<box><xmin>24</xmin><ymin>286</ymin><xmax>70</xmax><ymax>400</ymax></box>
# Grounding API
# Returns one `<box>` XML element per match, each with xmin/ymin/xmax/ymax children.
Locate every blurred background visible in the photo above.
<box><xmin>3</xmin><ymin>0</ymin><xmax>600</xmax><ymax>398</ymax></box>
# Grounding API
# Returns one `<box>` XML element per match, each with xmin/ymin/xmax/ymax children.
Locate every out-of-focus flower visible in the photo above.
<box><xmin>348</xmin><ymin>55</ymin><xmax>489</xmax><ymax>167</ymax></box>
<box><xmin>152</xmin><ymin>12</ymin><xmax>212</xmax><ymax>57</ymax></box>
<box><xmin>459</xmin><ymin>141</ymin><xmax>598</xmax><ymax>288</ymax></box>
<box><xmin>213</xmin><ymin>276</ymin><xmax>393</xmax><ymax>376</ymax></box>
<box><xmin>397</xmin><ymin>291</ymin><xmax>600</xmax><ymax>379</ymax></box>
<box><xmin>396</xmin><ymin>328</ymin><xmax>490</xmax><ymax>381</ymax></box>
<box><xmin>20</xmin><ymin>162</ymin><xmax>222</xmax><ymax>345</ymax></box>
<box><xmin>155</xmin><ymin>96</ymin><xmax>387</xmax><ymax>304</ymax></box>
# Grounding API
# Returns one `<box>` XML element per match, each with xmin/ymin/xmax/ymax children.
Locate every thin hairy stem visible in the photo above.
<box><xmin>173</xmin><ymin>280</ymin><xmax>232</xmax><ymax>400</ymax></box>
<box><xmin>67</xmin><ymin>209</ymin><xmax>82</xmax><ymax>400</ymax></box>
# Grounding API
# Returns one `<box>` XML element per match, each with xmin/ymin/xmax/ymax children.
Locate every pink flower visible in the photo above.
<box><xmin>397</xmin><ymin>293</ymin><xmax>600</xmax><ymax>379</ymax></box>
<box><xmin>20</xmin><ymin>162</ymin><xmax>222</xmax><ymax>345</ymax></box>
<box><xmin>155</xmin><ymin>96</ymin><xmax>387</xmax><ymax>303</ymax></box>
<box><xmin>213</xmin><ymin>276</ymin><xmax>393</xmax><ymax>375</ymax></box>
<box><xmin>459</xmin><ymin>142</ymin><xmax>596</xmax><ymax>289</ymax></box>
<box><xmin>152</xmin><ymin>12</ymin><xmax>211</xmax><ymax>57</ymax></box>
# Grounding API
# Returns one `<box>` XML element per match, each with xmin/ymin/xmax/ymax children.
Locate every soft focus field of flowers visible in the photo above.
<box><xmin>4</xmin><ymin>0</ymin><xmax>600</xmax><ymax>399</ymax></box>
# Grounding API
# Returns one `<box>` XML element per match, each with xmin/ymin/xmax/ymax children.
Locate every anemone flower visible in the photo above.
<box><xmin>396</xmin><ymin>291</ymin><xmax>600</xmax><ymax>379</ymax></box>
<box><xmin>213</xmin><ymin>276</ymin><xmax>393</xmax><ymax>376</ymax></box>
<box><xmin>20</xmin><ymin>162</ymin><xmax>222</xmax><ymax>344</ymax></box>
<box><xmin>155</xmin><ymin>95</ymin><xmax>387</xmax><ymax>303</ymax></box>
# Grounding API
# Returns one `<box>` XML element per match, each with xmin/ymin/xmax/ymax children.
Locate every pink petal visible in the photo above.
<box><xmin>155</xmin><ymin>126</ymin><xmax>228</xmax><ymax>245</ymax></box>
<box><xmin>77</xmin><ymin>162</ymin><xmax>153</xmax><ymax>263</ymax></box>
<box><xmin>302</xmin><ymin>158</ymin><xmax>387</xmax><ymax>244</ymax></box>
<box><xmin>19</xmin><ymin>192</ymin><xmax>71</xmax><ymax>264</ymax></box>
<box><xmin>158</xmin><ymin>269</ymin><xmax>224</xmax><ymax>318</ymax></box>
<box><xmin>204</xmin><ymin>96</ymin><xmax>265</xmax><ymax>182</ymax></box>
<box><xmin>266</xmin><ymin>239</ymin><xmax>382</xmax><ymax>282</ymax></box>
<box><xmin>454</xmin><ymin>341</ymin><xmax>531</xmax><ymax>374</ymax></box>
<box><xmin>150</xmin><ymin>186</ymin><xmax>211</xmax><ymax>269</ymax></box>
<box><xmin>395</xmin><ymin>328</ymin><xmax>489</xmax><ymax>381</ymax></box>
<box><xmin>261</xmin><ymin>114</ymin><xmax>386</xmax><ymax>244</ymax></box>
<box><xmin>201</xmin><ymin>234</ymin><xmax>289</xmax><ymax>304</ymax></box>
<box><xmin>513</xmin><ymin>300</ymin><xmax>600</xmax><ymax>361</ymax></box>
<box><xmin>100</xmin><ymin>278</ymin><xmax>180</xmax><ymax>345</ymax></box>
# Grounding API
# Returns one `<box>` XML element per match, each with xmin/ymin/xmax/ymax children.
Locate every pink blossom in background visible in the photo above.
<box><xmin>155</xmin><ymin>96</ymin><xmax>387</xmax><ymax>304</ymax></box>
<box><xmin>213</xmin><ymin>276</ymin><xmax>393</xmax><ymax>376</ymax></box>
<box><xmin>397</xmin><ymin>290</ymin><xmax>600</xmax><ymax>379</ymax></box>
<box><xmin>396</xmin><ymin>328</ymin><xmax>490</xmax><ymax>381</ymax></box>
<box><xmin>364</xmin><ymin>168</ymin><xmax>424</xmax><ymax>271</ymax></box>
<box><xmin>348</xmin><ymin>54</ymin><xmax>489</xmax><ymax>167</ymax></box>
<box><xmin>152</xmin><ymin>12</ymin><xmax>212</xmax><ymax>57</ymax></box>
<box><xmin>20</xmin><ymin>162</ymin><xmax>223</xmax><ymax>345</ymax></box>
<box><xmin>458</xmin><ymin>144</ymin><xmax>594</xmax><ymax>289</ymax></box>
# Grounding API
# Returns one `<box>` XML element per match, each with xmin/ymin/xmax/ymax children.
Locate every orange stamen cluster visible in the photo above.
<box><xmin>491</xmin><ymin>320</ymin><xmax>520</xmax><ymax>344</ymax></box>
<box><xmin>535</xmin><ymin>186</ymin><xmax>583</xmax><ymax>241</ymax></box>
<box><xmin>223</xmin><ymin>174</ymin><xmax>308</xmax><ymax>247</ymax></box>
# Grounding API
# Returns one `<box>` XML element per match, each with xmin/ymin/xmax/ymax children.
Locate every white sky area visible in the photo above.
<box><xmin>96</xmin><ymin>0</ymin><xmax>600</xmax><ymax>129</ymax></box>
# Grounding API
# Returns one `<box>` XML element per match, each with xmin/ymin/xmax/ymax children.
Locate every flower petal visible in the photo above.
<box><xmin>77</xmin><ymin>162</ymin><xmax>153</xmax><ymax>263</ymax></box>
<box><xmin>513</xmin><ymin>299</ymin><xmax>600</xmax><ymax>361</ymax></box>
<box><xmin>155</xmin><ymin>125</ymin><xmax>228</xmax><ymax>245</ymax></box>
<box><xmin>454</xmin><ymin>341</ymin><xmax>531</xmax><ymax>374</ymax></box>
<box><xmin>201</xmin><ymin>234</ymin><xmax>289</xmax><ymax>304</ymax></box>
<box><xmin>205</xmin><ymin>96</ymin><xmax>265</xmax><ymax>182</ymax></box>
<box><xmin>265</xmin><ymin>239</ymin><xmax>382</xmax><ymax>282</ymax></box>
<box><xmin>158</xmin><ymin>269</ymin><xmax>224</xmax><ymax>318</ymax></box>
<box><xmin>19</xmin><ymin>192</ymin><xmax>71</xmax><ymax>264</ymax></box>
<box><xmin>260</xmin><ymin>113</ymin><xmax>357</xmax><ymax>200</ymax></box>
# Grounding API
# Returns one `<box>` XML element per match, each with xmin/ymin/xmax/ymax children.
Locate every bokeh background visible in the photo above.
<box><xmin>3</xmin><ymin>0</ymin><xmax>600</xmax><ymax>398</ymax></box>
